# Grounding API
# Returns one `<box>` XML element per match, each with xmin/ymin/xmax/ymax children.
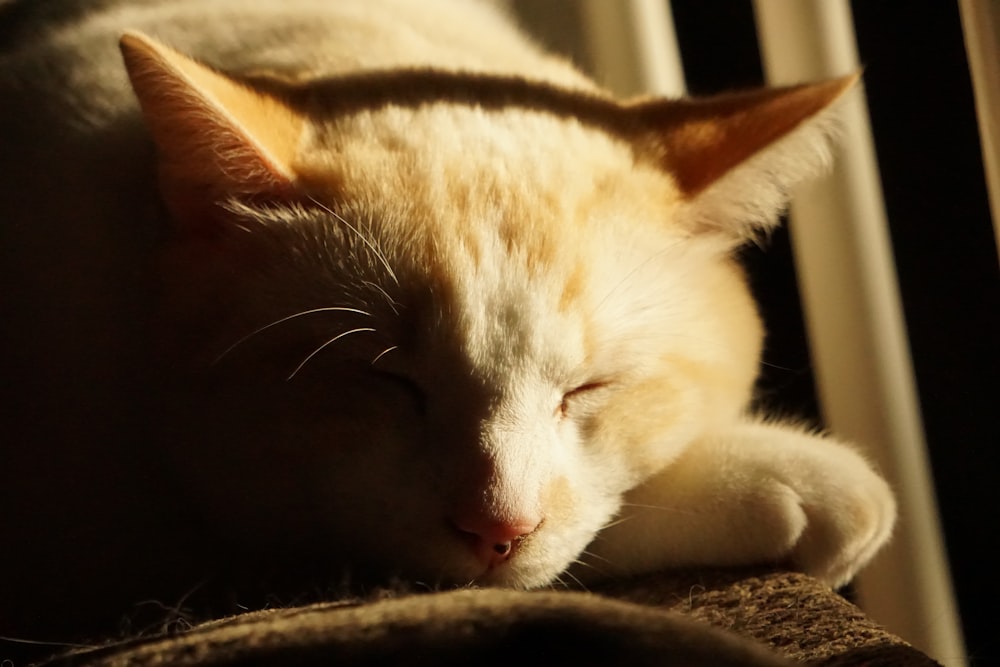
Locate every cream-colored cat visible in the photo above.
<box><xmin>0</xmin><ymin>0</ymin><xmax>894</xmax><ymax>640</ymax></box>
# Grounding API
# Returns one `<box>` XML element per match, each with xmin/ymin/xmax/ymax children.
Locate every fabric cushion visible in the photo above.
<box><xmin>37</xmin><ymin>569</ymin><xmax>939</xmax><ymax>666</ymax></box>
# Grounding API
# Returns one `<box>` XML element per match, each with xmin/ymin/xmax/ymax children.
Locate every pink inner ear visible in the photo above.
<box><xmin>153</xmin><ymin>161</ymin><xmax>304</xmax><ymax>242</ymax></box>
<box><xmin>120</xmin><ymin>31</ymin><xmax>303</xmax><ymax>235</ymax></box>
<box><xmin>155</xmin><ymin>144</ymin><xmax>299</xmax><ymax>240</ymax></box>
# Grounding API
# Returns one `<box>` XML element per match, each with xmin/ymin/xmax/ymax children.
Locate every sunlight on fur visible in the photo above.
<box><xmin>0</xmin><ymin>0</ymin><xmax>894</xmax><ymax>647</ymax></box>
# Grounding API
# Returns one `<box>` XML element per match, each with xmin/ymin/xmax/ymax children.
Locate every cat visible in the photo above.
<box><xmin>0</xmin><ymin>0</ymin><xmax>895</xmax><ymax>646</ymax></box>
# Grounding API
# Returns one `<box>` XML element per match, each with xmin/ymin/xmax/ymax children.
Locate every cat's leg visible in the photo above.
<box><xmin>579</xmin><ymin>419</ymin><xmax>895</xmax><ymax>588</ymax></box>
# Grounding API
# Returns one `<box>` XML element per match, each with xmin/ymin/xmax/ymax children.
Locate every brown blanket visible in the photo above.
<box><xmin>30</xmin><ymin>569</ymin><xmax>938</xmax><ymax>666</ymax></box>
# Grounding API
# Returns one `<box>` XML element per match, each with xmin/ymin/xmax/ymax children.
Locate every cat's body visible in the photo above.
<box><xmin>1</xmin><ymin>0</ymin><xmax>894</xmax><ymax>645</ymax></box>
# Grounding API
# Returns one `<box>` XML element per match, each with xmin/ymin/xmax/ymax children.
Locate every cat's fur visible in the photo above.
<box><xmin>0</xmin><ymin>0</ymin><xmax>894</xmax><ymax>643</ymax></box>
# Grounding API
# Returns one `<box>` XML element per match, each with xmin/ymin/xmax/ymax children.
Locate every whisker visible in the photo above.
<box><xmin>370</xmin><ymin>345</ymin><xmax>399</xmax><ymax>366</ymax></box>
<box><xmin>759</xmin><ymin>360</ymin><xmax>800</xmax><ymax>372</ymax></box>
<box><xmin>287</xmin><ymin>327</ymin><xmax>377</xmax><ymax>379</ymax></box>
<box><xmin>309</xmin><ymin>197</ymin><xmax>400</xmax><ymax>287</ymax></box>
<box><xmin>578</xmin><ymin>549</ymin><xmax>612</xmax><ymax>566</ymax></box>
<box><xmin>569</xmin><ymin>558</ymin><xmax>608</xmax><ymax>583</ymax></box>
<box><xmin>214</xmin><ymin>306</ymin><xmax>372</xmax><ymax>364</ymax></box>
<box><xmin>0</xmin><ymin>635</ymin><xmax>96</xmax><ymax>650</ymax></box>
<box><xmin>362</xmin><ymin>280</ymin><xmax>400</xmax><ymax>315</ymax></box>
<box><xmin>557</xmin><ymin>568</ymin><xmax>587</xmax><ymax>590</ymax></box>
<box><xmin>598</xmin><ymin>515</ymin><xmax>635</xmax><ymax>531</ymax></box>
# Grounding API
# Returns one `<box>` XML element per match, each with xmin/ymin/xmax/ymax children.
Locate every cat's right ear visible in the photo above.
<box><xmin>628</xmin><ymin>76</ymin><xmax>856</xmax><ymax>241</ymax></box>
<box><xmin>120</xmin><ymin>31</ymin><xmax>303</xmax><ymax>234</ymax></box>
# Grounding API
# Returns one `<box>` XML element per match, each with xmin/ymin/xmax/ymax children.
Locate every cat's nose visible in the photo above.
<box><xmin>450</xmin><ymin>515</ymin><xmax>541</xmax><ymax>569</ymax></box>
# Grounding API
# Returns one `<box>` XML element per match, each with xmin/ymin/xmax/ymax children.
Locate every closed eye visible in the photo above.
<box><xmin>557</xmin><ymin>381</ymin><xmax>610</xmax><ymax>419</ymax></box>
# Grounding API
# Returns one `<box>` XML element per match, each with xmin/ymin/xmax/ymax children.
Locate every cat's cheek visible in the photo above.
<box><xmin>579</xmin><ymin>388</ymin><xmax>699</xmax><ymax>486</ymax></box>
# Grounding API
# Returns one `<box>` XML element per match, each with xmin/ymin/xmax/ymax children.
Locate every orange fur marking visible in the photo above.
<box><xmin>631</xmin><ymin>75</ymin><xmax>857</xmax><ymax>196</ymax></box>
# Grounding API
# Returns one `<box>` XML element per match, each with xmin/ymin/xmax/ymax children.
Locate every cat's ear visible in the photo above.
<box><xmin>629</xmin><ymin>75</ymin><xmax>856</xmax><ymax>239</ymax></box>
<box><xmin>120</xmin><ymin>31</ymin><xmax>303</xmax><ymax>233</ymax></box>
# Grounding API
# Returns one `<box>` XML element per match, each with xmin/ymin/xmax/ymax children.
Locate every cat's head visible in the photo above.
<box><xmin>121</xmin><ymin>33</ymin><xmax>852</xmax><ymax>588</ymax></box>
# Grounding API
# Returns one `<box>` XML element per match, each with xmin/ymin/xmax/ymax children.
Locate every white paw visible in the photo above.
<box><xmin>777</xmin><ymin>442</ymin><xmax>896</xmax><ymax>587</ymax></box>
<box><xmin>578</xmin><ymin>420</ymin><xmax>896</xmax><ymax>587</ymax></box>
<box><xmin>709</xmin><ymin>421</ymin><xmax>897</xmax><ymax>587</ymax></box>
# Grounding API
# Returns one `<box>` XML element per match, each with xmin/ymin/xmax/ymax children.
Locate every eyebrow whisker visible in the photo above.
<box><xmin>287</xmin><ymin>327</ymin><xmax>377</xmax><ymax>379</ymax></box>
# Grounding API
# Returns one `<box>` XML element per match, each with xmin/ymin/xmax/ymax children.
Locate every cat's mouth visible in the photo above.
<box><xmin>455</xmin><ymin>526</ymin><xmax>602</xmax><ymax>590</ymax></box>
<box><xmin>450</xmin><ymin>516</ymin><xmax>543</xmax><ymax>574</ymax></box>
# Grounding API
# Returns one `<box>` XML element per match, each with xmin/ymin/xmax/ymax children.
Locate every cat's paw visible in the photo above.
<box><xmin>579</xmin><ymin>420</ymin><xmax>896</xmax><ymax>588</ymax></box>
<box><xmin>767</xmin><ymin>430</ymin><xmax>896</xmax><ymax>588</ymax></box>
<box><xmin>702</xmin><ymin>422</ymin><xmax>897</xmax><ymax>587</ymax></box>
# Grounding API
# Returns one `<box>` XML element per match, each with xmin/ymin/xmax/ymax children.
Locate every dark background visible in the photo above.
<box><xmin>513</xmin><ymin>1</ymin><xmax>999</xmax><ymax>664</ymax></box>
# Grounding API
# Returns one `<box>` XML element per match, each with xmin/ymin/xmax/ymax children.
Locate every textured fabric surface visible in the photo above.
<box><xmin>595</xmin><ymin>569</ymin><xmax>940</xmax><ymax>666</ymax></box>
<box><xmin>33</xmin><ymin>569</ymin><xmax>939</xmax><ymax>666</ymax></box>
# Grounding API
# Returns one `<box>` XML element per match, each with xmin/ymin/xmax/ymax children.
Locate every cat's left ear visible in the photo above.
<box><xmin>120</xmin><ymin>31</ymin><xmax>304</xmax><ymax>233</ymax></box>
<box><xmin>629</xmin><ymin>75</ymin><xmax>857</xmax><ymax>239</ymax></box>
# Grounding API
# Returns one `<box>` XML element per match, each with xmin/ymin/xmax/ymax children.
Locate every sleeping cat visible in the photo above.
<box><xmin>0</xmin><ymin>0</ymin><xmax>894</xmax><ymax>643</ymax></box>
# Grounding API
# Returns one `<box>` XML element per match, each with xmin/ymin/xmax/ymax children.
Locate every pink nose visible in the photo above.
<box><xmin>451</xmin><ymin>515</ymin><xmax>541</xmax><ymax>569</ymax></box>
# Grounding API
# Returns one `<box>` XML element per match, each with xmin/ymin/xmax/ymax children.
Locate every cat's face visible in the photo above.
<box><xmin>121</xmin><ymin>32</ymin><xmax>848</xmax><ymax>589</ymax></box>
<box><xmin>155</xmin><ymin>102</ymin><xmax>762</xmax><ymax>588</ymax></box>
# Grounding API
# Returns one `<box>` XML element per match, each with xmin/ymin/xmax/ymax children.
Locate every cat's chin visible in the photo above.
<box><xmin>388</xmin><ymin>555</ymin><xmax>564</xmax><ymax>591</ymax></box>
<box><xmin>462</xmin><ymin>551</ymin><xmax>582</xmax><ymax>590</ymax></box>
<box><xmin>373</xmin><ymin>541</ymin><xmax>581</xmax><ymax>592</ymax></box>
